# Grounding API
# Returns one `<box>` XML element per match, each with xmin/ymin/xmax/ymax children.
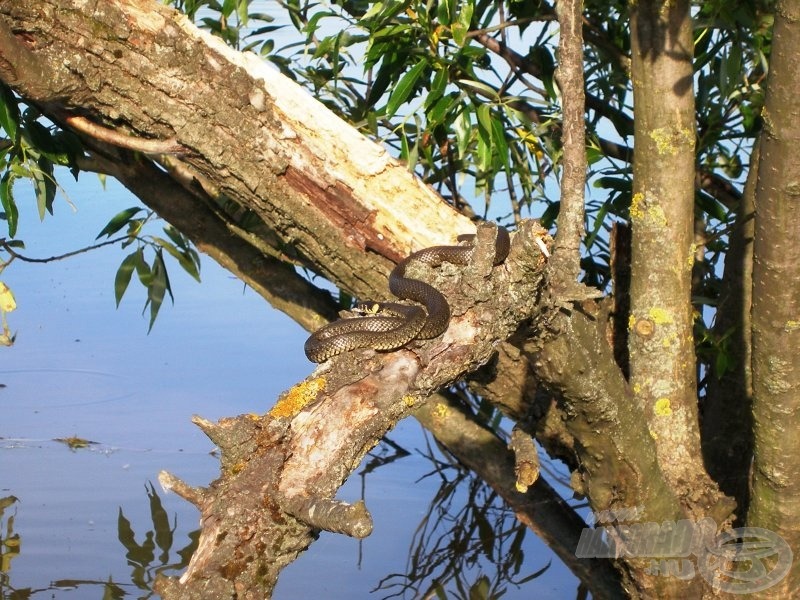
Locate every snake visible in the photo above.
<box><xmin>304</xmin><ymin>225</ymin><xmax>510</xmax><ymax>363</ymax></box>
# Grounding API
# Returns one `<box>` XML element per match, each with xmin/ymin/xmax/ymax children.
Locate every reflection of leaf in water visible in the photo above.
<box><xmin>1</xmin><ymin>495</ymin><xmax>21</xmax><ymax>575</ymax></box>
<box><xmin>0</xmin><ymin>496</ymin><xmax>18</xmax><ymax>515</ymax></box>
<box><xmin>0</xmin><ymin>495</ymin><xmax>143</xmax><ymax>599</ymax></box>
<box><xmin>147</xmin><ymin>481</ymin><xmax>175</xmax><ymax>563</ymax></box>
<box><xmin>53</xmin><ymin>436</ymin><xmax>97</xmax><ymax>450</ymax></box>
<box><xmin>117</xmin><ymin>482</ymin><xmax>199</xmax><ymax>595</ymax></box>
<box><xmin>50</xmin><ymin>578</ymin><xmax>125</xmax><ymax>600</ymax></box>
<box><xmin>101</xmin><ymin>576</ymin><xmax>126</xmax><ymax>600</ymax></box>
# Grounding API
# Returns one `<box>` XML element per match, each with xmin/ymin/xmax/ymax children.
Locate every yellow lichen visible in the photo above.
<box><xmin>661</xmin><ymin>332</ymin><xmax>678</xmax><ymax>348</ymax></box>
<box><xmin>630</xmin><ymin>193</ymin><xmax>646</xmax><ymax>221</ymax></box>
<box><xmin>687</xmin><ymin>243</ymin><xmax>697</xmax><ymax>270</ymax></box>
<box><xmin>654</xmin><ymin>398</ymin><xmax>673</xmax><ymax>417</ymax></box>
<box><xmin>650</xmin><ymin>128</ymin><xmax>677</xmax><ymax>155</ymax></box>
<box><xmin>649</xmin><ymin>126</ymin><xmax>694</xmax><ymax>156</ymax></box>
<box><xmin>647</xmin><ymin>204</ymin><xmax>668</xmax><ymax>227</ymax></box>
<box><xmin>432</xmin><ymin>402</ymin><xmax>449</xmax><ymax>420</ymax></box>
<box><xmin>269</xmin><ymin>377</ymin><xmax>326</xmax><ymax>419</ymax></box>
<box><xmin>628</xmin><ymin>314</ymin><xmax>637</xmax><ymax>331</ymax></box>
<box><xmin>629</xmin><ymin>192</ymin><xmax>667</xmax><ymax>227</ymax></box>
<box><xmin>785</xmin><ymin>320</ymin><xmax>800</xmax><ymax>332</ymax></box>
<box><xmin>648</xmin><ymin>307</ymin><xmax>673</xmax><ymax>325</ymax></box>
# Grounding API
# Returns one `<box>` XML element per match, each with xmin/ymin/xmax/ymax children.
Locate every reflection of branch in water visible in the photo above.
<box><xmin>375</xmin><ymin>441</ymin><xmax>549</xmax><ymax>600</ymax></box>
<box><xmin>359</xmin><ymin>435</ymin><xmax>412</xmax><ymax>478</ymax></box>
<box><xmin>356</xmin><ymin>436</ymin><xmax>413</xmax><ymax>568</ymax></box>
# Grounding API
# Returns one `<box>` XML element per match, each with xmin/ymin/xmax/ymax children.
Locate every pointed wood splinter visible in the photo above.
<box><xmin>158</xmin><ymin>470</ymin><xmax>207</xmax><ymax>507</ymax></box>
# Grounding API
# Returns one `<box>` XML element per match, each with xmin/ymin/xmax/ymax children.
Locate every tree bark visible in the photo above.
<box><xmin>628</xmin><ymin>0</ymin><xmax>720</xmax><ymax>510</ymax></box>
<box><xmin>748</xmin><ymin>0</ymin><xmax>800</xmax><ymax>594</ymax></box>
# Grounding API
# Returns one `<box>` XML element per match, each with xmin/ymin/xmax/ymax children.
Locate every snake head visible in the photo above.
<box><xmin>354</xmin><ymin>302</ymin><xmax>382</xmax><ymax>315</ymax></box>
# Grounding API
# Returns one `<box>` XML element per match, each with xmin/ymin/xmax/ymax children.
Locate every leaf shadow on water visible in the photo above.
<box><xmin>0</xmin><ymin>483</ymin><xmax>198</xmax><ymax>599</ymax></box>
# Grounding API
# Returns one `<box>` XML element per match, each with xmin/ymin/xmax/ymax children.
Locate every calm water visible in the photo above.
<box><xmin>0</xmin><ymin>174</ymin><xmax>579</xmax><ymax>598</ymax></box>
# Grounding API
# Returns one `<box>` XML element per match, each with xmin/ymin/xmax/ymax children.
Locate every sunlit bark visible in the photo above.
<box><xmin>628</xmin><ymin>0</ymin><xmax>716</xmax><ymax>503</ymax></box>
<box><xmin>748</xmin><ymin>0</ymin><xmax>800</xmax><ymax>594</ymax></box>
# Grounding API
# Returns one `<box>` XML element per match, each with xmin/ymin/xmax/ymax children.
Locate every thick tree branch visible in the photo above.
<box><xmin>748</xmin><ymin>1</ymin><xmax>800</xmax><ymax>592</ymax></box>
<box><xmin>628</xmin><ymin>0</ymin><xmax>719</xmax><ymax>507</ymax></box>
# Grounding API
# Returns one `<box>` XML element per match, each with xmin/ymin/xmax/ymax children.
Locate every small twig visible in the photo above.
<box><xmin>278</xmin><ymin>494</ymin><xmax>373</xmax><ymax>539</ymax></box>
<box><xmin>0</xmin><ymin>234</ymin><xmax>130</xmax><ymax>263</ymax></box>
<box><xmin>158</xmin><ymin>470</ymin><xmax>207</xmax><ymax>506</ymax></box>
<box><xmin>466</xmin><ymin>17</ymin><xmax>552</xmax><ymax>38</ymax></box>
<box><xmin>509</xmin><ymin>426</ymin><xmax>540</xmax><ymax>493</ymax></box>
<box><xmin>64</xmin><ymin>114</ymin><xmax>187</xmax><ymax>155</ymax></box>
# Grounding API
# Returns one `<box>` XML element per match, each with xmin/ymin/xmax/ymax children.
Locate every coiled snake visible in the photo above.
<box><xmin>304</xmin><ymin>226</ymin><xmax>511</xmax><ymax>362</ymax></box>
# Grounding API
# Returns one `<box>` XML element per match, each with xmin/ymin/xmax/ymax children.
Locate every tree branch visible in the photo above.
<box><xmin>551</xmin><ymin>0</ymin><xmax>587</xmax><ymax>283</ymax></box>
<box><xmin>627</xmin><ymin>0</ymin><xmax>716</xmax><ymax>505</ymax></box>
<box><xmin>748</xmin><ymin>1</ymin><xmax>800</xmax><ymax>591</ymax></box>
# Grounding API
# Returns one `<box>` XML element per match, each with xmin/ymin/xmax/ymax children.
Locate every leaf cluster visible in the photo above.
<box><xmin>98</xmin><ymin>208</ymin><xmax>201</xmax><ymax>331</ymax></box>
<box><xmin>0</xmin><ymin>83</ymin><xmax>83</xmax><ymax>238</ymax></box>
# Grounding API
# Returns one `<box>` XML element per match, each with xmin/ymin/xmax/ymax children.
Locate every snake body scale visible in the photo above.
<box><xmin>304</xmin><ymin>226</ymin><xmax>510</xmax><ymax>363</ymax></box>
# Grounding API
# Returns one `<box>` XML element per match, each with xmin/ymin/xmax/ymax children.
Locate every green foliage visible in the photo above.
<box><xmin>97</xmin><ymin>208</ymin><xmax>201</xmax><ymax>331</ymax></box>
<box><xmin>0</xmin><ymin>81</ymin><xmax>202</xmax><ymax>332</ymax></box>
